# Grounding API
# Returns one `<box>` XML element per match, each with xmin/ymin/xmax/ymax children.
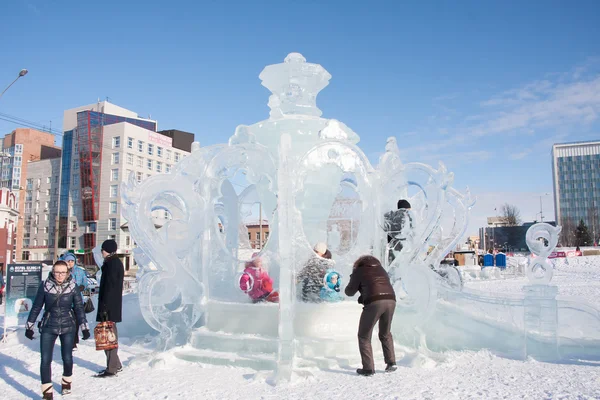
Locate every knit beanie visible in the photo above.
<box><xmin>101</xmin><ymin>239</ymin><xmax>118</xmax><ymax>254</ymax></box>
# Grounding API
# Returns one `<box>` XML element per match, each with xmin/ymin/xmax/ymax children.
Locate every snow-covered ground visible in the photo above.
<box><xmin>1</xmin><ymin>258</ymin><xmax>600</xmax><ymax>399</ymax></box>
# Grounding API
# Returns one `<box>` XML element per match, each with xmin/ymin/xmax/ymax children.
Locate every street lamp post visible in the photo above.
<box><xmin>539</xmin><ymin>192</ymin><xmax>550</xmax><ymax>222</ymax></box>
<box><xmin>0</xmin><ymin>69</ymin><xmax>28</xmax><ymax>100</ymax></box>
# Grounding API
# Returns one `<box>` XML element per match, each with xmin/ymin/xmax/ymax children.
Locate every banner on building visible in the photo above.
<box><xmin>2</xmin><ymin>263</ymin><xmax>42</xmax><ymax>339</ymax></box>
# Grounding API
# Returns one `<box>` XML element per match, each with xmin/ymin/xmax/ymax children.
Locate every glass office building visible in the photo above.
<box><xmin>552</xmin><ymin>140</ymin><xmax>600</xmax><ymax>244</ymax></box>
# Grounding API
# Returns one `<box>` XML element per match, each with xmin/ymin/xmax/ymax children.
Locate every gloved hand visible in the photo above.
<box><xmin>334</xmin><ymin>284</ymin><xmax>340</xmax><ymax>292</ymax></box>
<box><xmin>25</xmin><ymin>329</ymin><xmax>34</xmax><ymax>340</ymax></box>
<box><xmin>81</xmin><ymin>329</ymin><xmax>91</xmax><ymax>340</ymax></box>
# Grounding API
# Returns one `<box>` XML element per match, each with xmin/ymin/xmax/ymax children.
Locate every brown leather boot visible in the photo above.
<box><xmin>42</xmin><ymin>383</ymin><xmax>53</xmax><ymax>399</ymax></box>
<box><xmin>61</xmin><ymin>376</ymin><xmax>72</xmax><ymax>395</ymax></box>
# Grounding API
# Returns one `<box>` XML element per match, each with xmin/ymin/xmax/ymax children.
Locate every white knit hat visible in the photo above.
<box><xmin>314</xmin><ymin>242</ymin><xmax>327</xmax><ymax>254</ymax></box>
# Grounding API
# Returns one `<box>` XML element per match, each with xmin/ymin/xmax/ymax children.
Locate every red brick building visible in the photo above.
<box><xmin>0</xmin><ymin>188</ymin><xmax>19</xmax><ymax>268</ymax></box>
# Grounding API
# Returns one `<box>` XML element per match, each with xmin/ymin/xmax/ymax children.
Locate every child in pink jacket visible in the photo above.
<box><xmin>239</xmin><ymin>254</ymin><xmax>279</xmax><ymax>303</ymax></box>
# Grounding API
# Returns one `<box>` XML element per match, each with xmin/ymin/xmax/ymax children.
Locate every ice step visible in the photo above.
<box><xmin>174</xmin><ymin>347</ymin><xmax>277</xmax><ymax>371</ymax></box>
<box><xmin>190</xmin><ymin>328</ymin><xmax>278</xmax><ymax>355</ymax></box>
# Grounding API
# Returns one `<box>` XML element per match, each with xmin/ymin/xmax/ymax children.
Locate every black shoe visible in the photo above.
<box><xmin>385</xmin><ymin>363</ymin><xmax>397</xmax><ymax>372</ymax></box>
<box><xmin>94</xmin><ymin>371</ymin><xmax>117</xmax><ymax>378</ymax></box>
<box><xmin>356</xmin><ymin>368</ymin><xmax>375</xmax><ymax>376</ymax></box>
<box><xmin>97</xmin><ymin>367</ymin><xmax>122</xmax><ymax>374</ymax></box>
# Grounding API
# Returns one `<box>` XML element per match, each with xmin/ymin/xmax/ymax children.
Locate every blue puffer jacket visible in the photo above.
<box><xmin>70</xmin><ymin>265</ymin><xmax>89</xmax><ymax>300</ymax></box>
<box><xmin>26</xmin><ymin>274</ymin><xmax>88</xmax><ymax>335</ymax></box>
<box><xmin>319</xmin><ymin>269</ymin><xmax>344</xmax><ymax>302</ymax></box>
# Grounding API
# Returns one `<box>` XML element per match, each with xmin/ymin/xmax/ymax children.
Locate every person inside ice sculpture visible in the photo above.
<box><xmin>239</xmin><ymin>253</ymin><xmax>279</xmax><ymax>303</ymax></box>
<box><xmin>297</xmin><ymin>242</ymin><xmax>335</xmax><ymax>302</ymax></box>
<box><xmin>383</xmin><ymin>199</ymin><xmax>414</xmax><ymax>264</ymax></box>
<box><xmin>319</xmin><ymin>269</ymin><xmax>344</xmax><ymax>302</ymax></box>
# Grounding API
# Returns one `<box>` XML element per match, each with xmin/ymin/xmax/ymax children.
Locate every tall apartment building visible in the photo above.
<box><xmin>0</xmin><ymin>188</ymin><xmax>19</xmax><ymax>267</ymax></box>
<box><xmin>21</xmin><ymin>158</ymin><xmax>61</xmax><ymax>261</ymax></box>
<box><xmin>552</xmin><ymin>140</ymin><xmax>600</xmax><ymax>245</ymax></box>
<box><xmin>0</xmin><ymin>128</ymin><xmax>62</xmax><ymax>260</ymax></box>
<box><xmin>60</xmin><ymin>101</ymin><xmax>192</xmax><ymax>269</ymax></box>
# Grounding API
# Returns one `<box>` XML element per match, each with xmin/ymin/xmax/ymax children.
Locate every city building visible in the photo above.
<box><xmin>487</xmin><ymin>216</ymin><xmax>510</xmax><ymax>227</ymax></box>
<box><xmin>245</xmin><ymin>219</ymin><xmax>270</xmax><ymax>249</ymax></box>
<box><xmin>0</xmin><ymin>128</ymin><xmax>62</xmax><ymax>260</ymax></box>
<box><xmin>21</xmin><ymin>158</ymin><xmax>61</xmax><ymax>261</ymax></box>
<box><xmin>157</xmin><ymin>129</ymin><xmax>194</xmax><ymax>152</ymax></box>
<box><xmin>60</xmin><ymin>101</ymin><xmax>190</xmax><ymax>269</ymax></box>
<box><xmin>552</xmin><ymin>140</ymin><xmax>600</xmax><ymax>245</ymax></box>
<box><xmin>0</xmin><ymin>188</ymin><xmax>19</xmax><ymax>268</ymax></box>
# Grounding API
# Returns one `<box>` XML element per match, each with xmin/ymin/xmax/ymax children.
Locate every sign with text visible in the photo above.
<box><xmin>3</xmin><ymin>263</ymin><xmax>42</xmax><ymax>332</ymax></box>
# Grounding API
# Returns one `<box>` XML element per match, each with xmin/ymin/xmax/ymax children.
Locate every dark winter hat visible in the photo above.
<box><xmin>101</xmin><ymin>239</ymin><xmax>118</xmax><ymax>254</ymax></box>
<box><xmin>397</xmin><ymin>199</ymin><xmax>411</xmax><ymax>209</ymax></box>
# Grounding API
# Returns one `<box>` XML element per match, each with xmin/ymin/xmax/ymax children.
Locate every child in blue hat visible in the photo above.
<box><xmin>319</xmin><ymin>269</ymin><xmax>344</xmax><ymax>302</ymax></box>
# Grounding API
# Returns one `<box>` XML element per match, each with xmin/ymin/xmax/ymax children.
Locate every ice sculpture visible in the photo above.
<box><xmin>121</xmin><ymin>53</ymin><xmax>600</xmax><ymax>380</ymax></box>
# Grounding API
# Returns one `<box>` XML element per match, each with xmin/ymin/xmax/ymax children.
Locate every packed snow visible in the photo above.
<box><xmin>1</xmin><ymin>257</ymin><xmax>600</xmax><ymax>399</ymax></box>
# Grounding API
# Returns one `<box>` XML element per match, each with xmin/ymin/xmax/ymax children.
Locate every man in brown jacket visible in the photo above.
<box><xmin>345</xmin><ymin>255</ymin><xmax>397</xmax><ymax>376</ymax></box>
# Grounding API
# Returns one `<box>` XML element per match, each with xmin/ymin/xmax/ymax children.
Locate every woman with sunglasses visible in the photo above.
<box><xmin>25</xmin><ymin>260</ymin><xmax>90</xmax><ymax>399</ymax></box>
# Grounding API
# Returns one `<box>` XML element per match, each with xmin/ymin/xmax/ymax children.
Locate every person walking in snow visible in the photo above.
<box><xmin>345</xmin><ymin>255</ymin><xmax>397</xmax><ymax>376</ymax></box>
<box><xmin>383</xmin><ymin>199</ymin><xmax>414</xmax><ymax>265</ymax></box>
<box><xmin>95</xmin><ymin>239</ymin><xmax>124</xmax><ymax>378</ymax></box>
<box><xmin>62</xmin><ymin>253</ymin><xmax>88</xmax><ymax>350</ymax></box>
<box><xmin>25</xmin><ymin>260</ymin><xmax>90</xmax><ymax>399</ymax></box>
<box><xmin>239</xmin><ymin>253</ymin><xmax>279</xmax><ymax>303</ymax></box>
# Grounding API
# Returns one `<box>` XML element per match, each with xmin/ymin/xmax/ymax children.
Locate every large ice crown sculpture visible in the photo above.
<box><xmin>121</xmin><ymin>53</ymin><xmax>600</xmax><ymax>382</ymax></box>
<box><xmin>260</xmin><ymin>52</ymin><xmax>331</xmax><ymax>118</ymax></box>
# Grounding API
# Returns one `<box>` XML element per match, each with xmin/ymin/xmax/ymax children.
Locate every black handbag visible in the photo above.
<box><xmin>84</xmin><ymin>297</ymin><xmax>95</xmax><ymax>313</ymax></box>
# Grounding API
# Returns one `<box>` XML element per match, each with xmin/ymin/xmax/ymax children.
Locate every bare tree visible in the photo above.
<box><xmin>501</xmin><ymin>203</ymin><xmax>521</xmax><ymax>226</ymax></box>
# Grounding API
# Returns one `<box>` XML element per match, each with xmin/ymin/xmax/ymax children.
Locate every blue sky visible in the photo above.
<box><xmin>1</xmin><ymin>0</ymin><xmax>599</xmax><ymax>236</ymax></box>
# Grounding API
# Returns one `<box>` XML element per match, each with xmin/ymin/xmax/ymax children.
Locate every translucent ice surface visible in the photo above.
<box><xmin>122</xmin><ymin>53</ymin><xmax>600</xmax><ymax>380</ymax></box>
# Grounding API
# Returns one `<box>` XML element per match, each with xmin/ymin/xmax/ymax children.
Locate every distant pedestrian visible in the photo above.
<box><xmin>345</xmin><ymin>255</ymin><xmax>397</xmax><ymax>376</ymax></box>
<box><xmin>0</xmin><ymin>266</ymin><xmax>4</xmax><ymax>305</ymax></box>
<box><xmin>95</xmin><ymin>239</ymin><xmax>124</xmax><ymax>378</ymax></box>
<box><xmin>62</xmin><ymin>253</ymin><xmax>88</xmax><ymax>350</ymax></box>
<box><xmin>25</xmin><ymin>260</ymin><xmax>90</xmax><ymax>399</ymax></box>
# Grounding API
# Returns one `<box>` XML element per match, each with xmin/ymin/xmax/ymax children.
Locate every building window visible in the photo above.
<box><xmin>111</xmin><ymin>169</ymin><xmax>119</xmax><ymax>181</ymax></box>
<box><xmin>73</xmin><ymin>174</ymin><xmax>79</xmax><ymax>185</ymax></box>
<box><xmin>72</xmin><ymin>189</ymin><xmax>79</xmax><ymax>200</ymax></box>
<box><xmin>108</xmin><ymin>234</ymin><xmax>116</xmax><ymax>240</ymax></box>
<box><xmin>157</xmin><ymin>147</ymin><xmax>163</xmax><ymax>157</ymax></box>
<box><xmin>73</xmin><ymin>158</ymin><xmax>79</xmax><ymax>169</ymax></box>
<box><xmin>148</xmin><ymin>143</ymin><xmax>154</xmax><ymax>156</ymax></box>
<box><xmin>166</xmin><ymin>149</ymin><xmax>172</xmax><ymax>161</ymax></box>
<box><xmin>44</xmin><ymin>214</ymin><xmax>48</xmax><ymax>221</ymax></box>
<box><xmin>110</xmin><ymin>185</ymin><xmax>118</xmax><ymax>197</ymax></box>
<box><xmin>174</xmin><ymin>153</ymin><xmax>181</xmax><ymax>162</ymax></box>
<box><xmin>70</xmin><ymin>205</ymin><xmax>75</xmax><ymax>217</ymax></box>
<box><xmin>44</xmin><ymin>201</ymin><xmax>49</xmax><ymax>209</ymax></box>
<box><xmin>46</xmin><ymin>189</ymin><xmax>50</xmax><ymax>196</ymax></box>
<box><xmin>34</xmin><ymin>227</ymin><xmax>39</xmax><ymax>234</ymax></box>
<box><xmin>165</xmin><ymin>164</ymin><xmax>171</xmax><ymax>173</ymax></box>
<box><xmin>52</xmin><ymin>200</ymin><xmax>57</xmax><ymax>208</ymax></box>
<box><xmin>113</xmin><ymin>136</ymin><xmax>121</xmax><ymax>148</ymax></box>
<box><xmin>109</xmin><ymin>218</ymin><xmax>117</xmax><ymax>230</ymax></box>
<box><xmin>70</xmin><ymin>221</ymin><xmax>77</xmax><ymax>232</ymax></box>
<box><xmin>127</xmin><ymin>137</ymin><xmax>133</xmax><ymax>149</ymax></box>
<box><xmin>44</xmin><ymin>226</ymin><xmax>49</xmax><ymax>233</ymax></box>
<box><xmin>256</xmin><ymin>232</ymin><xmax>260</xmax><ymax>240</ymax></box>
<box><xmin>126</xmin><ymin>236</ymin><xmax>131</xmax><ymax>246</ymax></box>
<box><xmin>127</xmin><ymin>153</ymin><xmax>133</xmax><ymax>165</ymax></box>
<box><xmin>43</xmin><ymin>239</ymin><xmax>48</xmax><ymax>246</ymax></box>
<box><xmin>33</xmin><ymin>239</ymin><xmax>38</xmax><ymax>247</ymax></box>
<box><xmin>156</xmin><ymin>161</ymin><xmax>162</xmax><ymax>173</ymax></box>
<box><xmin>46</xmin><ymin>177</ymin><xmax>51</xmax><ymax>184</ymax></box>
<box><xmin>69</xmin><ymin>236</ymin><xmax>76</xmax><ymax>248</ymax></box>
<box><xmin>136</xmin><ymin>172</ymin><xmax>143</xmax><ymax>183</ymax></box>
<box><xmin>147</xmin><ymin>159</ymin><xmax>153</xmax><ymax>170</ymax></box>
<box><xmin>137</xmin><ymin>156</ymin><xmax>143</xmax><ymax>167</ymax></box>
<box><xmin>15</xmin><ymin>144</ymin><xmax>23</xmax><ymax>154</ymax></box>
<box><xmin>112</xmin><ymin>152</ymin><xmax>120</xmax><ymax>165</ymax></box>
<box><xmin>110</xmin><ymin>201</ymin><xmax>117</xmax><ymax>214</ymax></box>
<box><xmin>138</xmin><ymin>140</ymin><xmax>144</xmax><ymax>153</ymax></box>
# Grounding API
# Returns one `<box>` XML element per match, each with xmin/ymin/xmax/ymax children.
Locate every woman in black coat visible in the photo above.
<box><xmin>26</xmin><ymin>260</ymin><xmax>90</xmax><ymax>399</ymax></box>
<box><xmin>95</xmin><ymin>239</ymin><xmax>124</xmax><ymax>378</ymax></box>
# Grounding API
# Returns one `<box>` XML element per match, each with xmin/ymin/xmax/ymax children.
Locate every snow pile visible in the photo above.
<box><xmin>1</xmin><ymin>257</ymin><xmax>599</xmax><ymax>398</ymax></box>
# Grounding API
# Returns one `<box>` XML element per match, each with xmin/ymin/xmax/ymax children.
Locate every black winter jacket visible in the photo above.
<box><xmin>26</xmin><ymin>274</ymin><xmax>88</xmax><ymax>335</ymax></box>
<box><xmin>96</xmin><ymin>254</ymin><xmax>124</xmax><ymax>323</ymax></box>
<box><xmin>345</xmin><ymin>262</ymin><xmax>396</xmax><ymax>306</ymax></box>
